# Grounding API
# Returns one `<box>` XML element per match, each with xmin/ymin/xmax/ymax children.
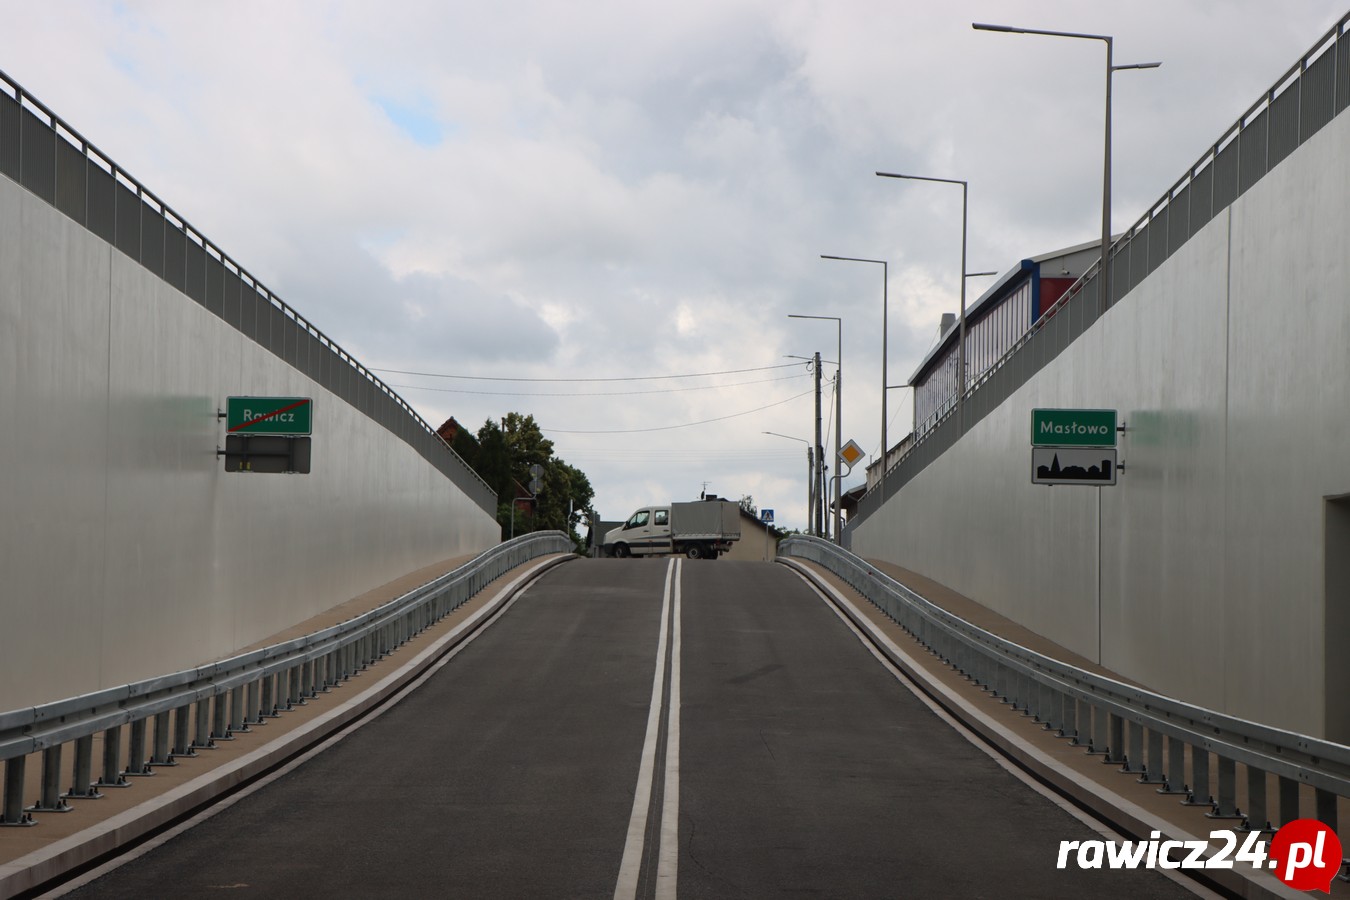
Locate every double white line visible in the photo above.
<box><xmin>614</xmin><ymin>558</ymin><xmax>682</xmax><ymax>900</ymax></box>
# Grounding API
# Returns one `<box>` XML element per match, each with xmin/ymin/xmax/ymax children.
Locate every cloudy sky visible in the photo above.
<box><xmin>2</xmin><ymin>1</ymin><xmax>1344</xmax><ymax>531</ymax></box>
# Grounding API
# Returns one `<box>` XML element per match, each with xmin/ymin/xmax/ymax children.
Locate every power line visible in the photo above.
<box><xmin>386</xmin><ymin>371</ymin><xmax>808</xmax><ymax>398</ymax></box>
<box><xmin>541</xmin><ymin>388</ymin><xmax>814</xmax><ymax>434</ymax></box>
<box><xmin>369</xmin><ymin>361</ymin><xmax>803</xmax><ymax>384</ymax></box>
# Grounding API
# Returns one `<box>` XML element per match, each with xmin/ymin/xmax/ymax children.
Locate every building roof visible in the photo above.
<box><xmin>908</xmin><ymin>237</ymin><xmax>1105</xmax><ymax>386</ymax></box>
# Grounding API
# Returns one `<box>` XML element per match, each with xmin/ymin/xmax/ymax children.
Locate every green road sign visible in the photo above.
<box><xmin>1031</xmin><ymin>408</ymin><xmax>1116</xmax><ymax>447</ymax></box>
<box><xmin>227</xmin><ymin>397</ymin><xmax>312</xmax><ymax>435</ymax></box>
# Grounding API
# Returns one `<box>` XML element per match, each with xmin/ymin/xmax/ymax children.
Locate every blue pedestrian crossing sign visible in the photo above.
<box><xmin>760</xmin><ymin>509</ymin><xmax>775</xmax><ymax>524</ymax></box>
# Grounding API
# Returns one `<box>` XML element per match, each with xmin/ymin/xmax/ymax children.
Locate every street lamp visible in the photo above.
<box><xmin>973</xmin><ymin>22</ymin><xmax>1159</xmax><ymax>312</ymax></box>
<box><xmin>821</xmin><ymin>254</ymin><xmax>888</xmax><ymax>501</ymax></box>
<box><xmin>789</xmin><ymin>314</ymin><xmax>843</xmax><ymax>544</ymax></box>
<box><xmin>763</xmin><ymin>431</ymin><xmax>813</xmax><ymax>535</ymax></box>
<box><xmin>874</xmin><ymin>173</ymin><xmax>975</xmax><ymax>428</ymax></box>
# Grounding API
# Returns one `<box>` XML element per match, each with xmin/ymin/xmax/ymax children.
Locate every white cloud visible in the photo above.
<box><xmin>2</xmin><ymin>0</ymin><xmax>1344</xmax><ymax>530</ymax></box>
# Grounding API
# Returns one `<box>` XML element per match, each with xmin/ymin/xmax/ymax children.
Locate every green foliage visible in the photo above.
<box><xmin>471</xmin><ymin>413</ymin><xmax>595</xmax><ymax>544</ymax></box>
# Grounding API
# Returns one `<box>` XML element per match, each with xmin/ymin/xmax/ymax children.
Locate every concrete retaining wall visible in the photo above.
<box><xmin>852</xmin><ymin>108</ymin><xmax>1350</xmax><ymax>740</ymax></box>
<box><xmin>0</xmin><ymin>174</ymin><xmax>500</xmax><ymax>711</ymax></box>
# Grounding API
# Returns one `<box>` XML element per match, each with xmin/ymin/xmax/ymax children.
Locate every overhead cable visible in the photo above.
<box><xmin>369</xmin><ymin>361</ymin><xmax>802</xmax><ymax>384</ymax></box>
<box><xmin>541</xmin><ymin>389</ymin><xmax>814</xmax><ymax>434</ymax></box>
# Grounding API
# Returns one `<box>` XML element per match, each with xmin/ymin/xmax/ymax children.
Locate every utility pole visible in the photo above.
<box><xmin>813</xmin><ymin>351</ymin><xmax>824</xmax><ymax>537</ymax></box>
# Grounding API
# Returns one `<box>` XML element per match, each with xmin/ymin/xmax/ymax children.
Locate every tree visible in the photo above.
<box><xmin>472</xmin><ymin>413</ymin><xmax>595</xmax><ymax>547</ymax></box>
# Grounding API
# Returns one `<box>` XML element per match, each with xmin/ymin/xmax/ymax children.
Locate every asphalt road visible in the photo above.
<box><xmin>62</xmin><ymin>559</ymin><xmax>1198</xmax><ymax>899</ymax></box>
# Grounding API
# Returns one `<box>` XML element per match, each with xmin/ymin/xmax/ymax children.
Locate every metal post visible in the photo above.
<box><xmin>193</xmin><ymin>699</ymin><xmax>215</xmax><ymax>750</ymax></box>
<box><xmin>125</xmin><ymin>718</ymin><xmax>152</xmax><ymax>776</ymax></box>
<box><xmin>31</xmin><ymin>746</ymin><xmax>72</xmax><ymax>812</ymax></box>
<box><xmin>958</xmin><ymin>183</ymin><xmax>968</xmax><ymax>427</ymax></box>
<box><xmin>1245</xmin><ymin>765</ymin><xmax>1269</xmax><ymax>831</ymax></box>
<box><xmin>1185</xmin><ymin>745</ymin><xmax>1213</xmax><ymax>808</ymax></box>
<box><xmin>173</xmin><ymin>703</ymin><xmax>196</xmax><ymax>757</ymax></box>
<box><xmin>834</xmin><ymin>365</ymin><xmax>842</xmax><ymax>544</ymax></box>
<box><xmin>1212</xmin><ymin>757</ymin><xmax>1242</xmax><ymax>818</ymax></box>
<box><xmin>1158</xmin><ymin>735</ymin><xmax>1188</xmax><ymax>794</ymax></box>
<box><xmin>813</xmin><ymin>351</ymin><xmax>823</xmax><ymax>537</ymax></box>
<box><xmin>1102</xmin><ymin>35</ymin><xmax>1113</xmax><ymax>315</ymax></box>
<box><xmin>150</xmin><ymin>711</ymin><xmax>175</xmax><ymax>766</ymax></box>
<box><xmin>2</xmin><ymin>757</ymin><xmax>35</xmax><ymax>826</ymax></box>
<box><xmin>66</xmin><ymin>735</ymin><xmax>103</xmax><ymax>799</ymax></box>
<box><xmin>97</xmin><ymin>725</ymin><xmax>130</xmax><ymax>788</ymax></box>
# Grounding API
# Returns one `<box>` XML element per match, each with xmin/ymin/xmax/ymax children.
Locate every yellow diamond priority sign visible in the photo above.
<box><xmin>839</xmin><ymin>439</ymin><xmax>866</xmax><ymax>470</ymax></box>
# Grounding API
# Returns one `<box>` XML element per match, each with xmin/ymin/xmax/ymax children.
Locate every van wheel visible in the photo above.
<box><xmin>613</xmin><ymin>544</ymin><xmax>630</xmax><ymax>558</ymax></box>
<box><xmin>684</xmin><ymin>544</ymin><xmax>705</xmax><ymax>560</ymax></box>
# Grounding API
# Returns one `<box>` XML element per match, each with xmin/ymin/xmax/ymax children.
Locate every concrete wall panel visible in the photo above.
<box><xmin>0</xmin><ymin>175</ymin><xmax>499</xmax><ymax>710</ymax></box>
<box><xmin>853</xmin><ymin>109</ymin><xmax>1350</xmax><ymax>737</ymax></box>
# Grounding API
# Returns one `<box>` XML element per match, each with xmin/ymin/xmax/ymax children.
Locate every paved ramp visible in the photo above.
<box><xmin>60</xmin><ymin>560</ymin><xmax>1198</xmax><ymax>899</ymax></box>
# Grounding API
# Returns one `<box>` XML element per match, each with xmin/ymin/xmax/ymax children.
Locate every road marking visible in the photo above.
<box><xmin>656</xmin><ymin>559</ymin><xmax>681</xmax><ymax>900</ymax></box>
<box><xmin>614</xmin><ymin>558</ymin><xmax>682</xmax><ymax>900</ymax></box>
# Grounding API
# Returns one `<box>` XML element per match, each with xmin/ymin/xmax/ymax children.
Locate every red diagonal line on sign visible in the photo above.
<box><xmin>228</xmin><ymin>398</ymin><xmax>311</xmax><ymax>433</ymax></box>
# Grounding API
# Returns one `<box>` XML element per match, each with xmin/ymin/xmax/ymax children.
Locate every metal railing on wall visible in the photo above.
<box><xmin>0</xmin><ymin>68</ymin><xmax>495</xmax><ymax>516</ymax></box>
<box><xmin>0</xmin><ymin>532</ymin><xmax>572</xmax><ymax>827</ymax></box>
<box><xmin>780</xmin><ymin>536</ymin><xmax>1350</xmax><ymax>841</ymax></box>
<box><xmin>853</xmin><ymin>10</ymin><xmax>1350</xmax><ymax>529</ymax></box>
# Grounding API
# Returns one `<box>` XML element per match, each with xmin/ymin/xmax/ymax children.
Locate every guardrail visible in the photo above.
<box><xmin>780</xmin><ymin>536</ymin><xmax>1350</xmax><ymax>841</ymax></box>
<box><xmin>0</xmin><ymin>532</ymin><xmax>574</xmax><ymax>827</ymax></box>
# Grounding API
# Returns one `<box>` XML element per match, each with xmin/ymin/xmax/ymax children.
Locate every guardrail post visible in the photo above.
<box><xmin>261</xmin><ymin>674</ymin><xmax>280</xmax><ymax>718</ymax></box>
<box><xmin>27</xmin><ymin>747</ymin><xmax>72</xmax><ymax>813</ymax></box>
<box><xmin>96</xmin><ymin>725</ymin><xmax>130</xmax><ymax>788</ymax></box>
<box><xmin>1244</xmin><ymin>765</ymin><xmax>1270</xmax><ymax>831</ymax></box>
<box><xmin>211</xmin><ymin>692</ymin><xmax>233</xmax><ymax>741</ymax></box>
<box><xmin>193</xmin><ymin>699</ymin><xmax>215</xmax><ymax>750</ymax></box>
<box><xmin>1157</xmin><ymin>735</ymin><xmax>1187</xmax><ymax>794</ymax></box>
<box><xmin>230</xmin><ymin>686</ymin><xmax>249</xmax><ymax>734</ymax></box>
<box><xmin>1314</xmin><ymin>788</ymin><xmax>1338</xmax><ymax>833</ymax></box>
<box><xmin>302</xmin><ymin>660</ymin><xmax>317</xmax><ymax>699</ymax></box>
<box><xmin>1102</xmin><ymin>713</ymin><xmax>1126</xmax><ymax>765</ymax></box>
<box><xmin>2</xmin><ymin>756</ymin><xmax>35</xmax><ymax>826</ymax></box>
<box><xmin>1185</xmin><ymin>745</ymin><xmax>1213</xmax><ymax>808</ymax></box>
<box><xmin>287</xmin><ymin>665</ymin><xmax>303</xmax><ymax>708</ymax></box>
<box><xmin>1121</xmin><ymin>720</ymin><xmax>1146</xmax><ymax>774</ymax></box>
<box><xmin>65</xmin><ymin>735</ymin><xmax>103</xmax><ymax>799</ymax></box>
<box><xmin>1069</xmin><ymin>699</ymin><xmax>1091</xmax><ymax>745</ymax></box>
<box><xmin>1208</xmin><ymin>756</ymin><xmax>1243</xmax><ymax>819</ymax></box>
<box><xmin>1037</xmin><ymin>683</ymin><xmax>1060</xmax><ymax>731</ymax></box>
<box><xmin>1277</xmin><ymin>776</ymin><xmax>1299</xmax><ymax>826</ymax></box>
<box><xmin>1088</xmin><ymin>704</ymin><xmax>1108</xmax><ymax>755</ymax></box>
<box><xmin>1138</xmin><ymin>727</ymin><xmax>1166</xmax><ymax>783</ymax></box>
<box><xmin>172</xmin><ymin>703</ymin><xmax>196</xmax><ymax>757</ymax></box>
<box><xmin>245</xmin><ymin>679</ymin><xmax>264</xmax><ymax>725</ymax></box>
<box><xmin>1058</xmin><ymin>694</ymin><xmax>1078</xmax><ymax>741</ymax></box>
<box><xmin>125</xmin><ymin>718</ymin><xmax>153</xmax><ymax>777</ymax></box>
<box><xmin>319</xmin><ymin>653</ymin><xmax>334</xmax><ymax>692</ymax></box>
<box><xmin>149</xmin><ymin>710</ymin><xmax>176</xmax><ymax>766</ymax></box>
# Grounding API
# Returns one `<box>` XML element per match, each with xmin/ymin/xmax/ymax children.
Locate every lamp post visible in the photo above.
<box><xmin>763</xmin><ymin>431</ymin><xmax>813</xmax><ymax>535</ymax></box>
<box><xmin>789</xmin><ymin>314</ymin><xmax>842</xmax><ymax>544</ymax></box>
<box><xmin>973</xmin><ymin>23</ymin><xmax>1159</xmax><ymax>312</ymax></box>
<box><xmin>822</xmin><ymin>255</ymin><xmax>888</xmax><ymax>502</ymax></box>
<box><xmin>874</xmin><ymin>173</ymin><xmax>975</xmax><ymax>428</ymax></box>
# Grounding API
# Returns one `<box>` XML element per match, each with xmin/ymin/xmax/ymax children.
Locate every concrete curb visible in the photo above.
<box><xmin>0</xmin><ymin>553</ymin><xmax>574</xmax><ymax>899</ymax></box>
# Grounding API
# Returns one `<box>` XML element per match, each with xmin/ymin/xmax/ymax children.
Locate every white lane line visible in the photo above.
<box><xmin>655</xmin><ymin>558</ymin><xmax>682</xmax><ymax>900</ymax></box>
<box><xmin>613</xmin><ymin>558</ymin><xmax>676</xmax><ymax>900</ymax></box>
